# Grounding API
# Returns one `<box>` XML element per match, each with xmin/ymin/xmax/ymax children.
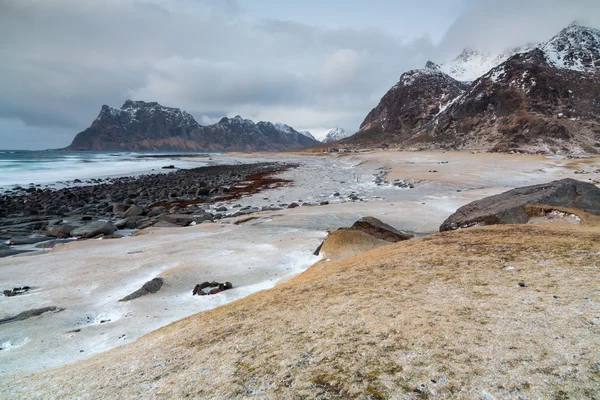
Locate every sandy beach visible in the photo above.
<box><xmin>1</xmin><ymin>150</ymin><xmax>599</xmax><ymax>380</ymax></box>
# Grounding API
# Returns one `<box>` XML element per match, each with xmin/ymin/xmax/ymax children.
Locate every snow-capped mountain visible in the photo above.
<box><xmin>67</xmin><ymin>101</ymin><xmax>320</xmax><ymax>151</ymax></box>
<box><xmin>439</xmin><ymin>44</ymin><xmax>535</xmax><ymax>82</ymax></box>
<box><xmin>349</xmin><ymin>24</ymin><xmax>600</xmax><ymax>154</ymax></box>
<box><xmin>541</xmin><ymin>24</ymin><xmax>600</xmax><ymax>72</ymax></box>
<box><xmin>439</xmin><ymin>24</ymin><xmax>600</xmax><ymax>82</ymax></box>
<box><xmin>298</xmin><ymin>130</ymin><xmax>317</xmax><ymax>141</ymax></box>
<box><xmin>322</xmin><ymin>127</ymin><xmax>352</xmax><ymax>143</ymax></box>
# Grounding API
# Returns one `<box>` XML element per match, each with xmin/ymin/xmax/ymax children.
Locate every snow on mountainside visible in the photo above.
<box><xmin>322</xmin><ymin>127</ymin><xmax>352</xmax><ymax>143</ymax></box>
<box><xmin>439</xmin><ymin>24</ymin><xmax>600</xmax><ymax>82</ymax></box>
<box><xmin>439</xmin><ymin>44</ymin><xmax>535</xmax><ymax>82</ymax></box>
<box><xmin>348</xmin><ymin>23</ymin><xmax>600</xmax><ymax>154</ymax></box>
<box><xmin>298</xmin><ymin>130</ymin><xmax>317</xmax><ymax>141</ymax></box>
<box><xmin>541</xmin><ymin>24</ymin><xmax>600</xmax><ymax>72</ymax></box>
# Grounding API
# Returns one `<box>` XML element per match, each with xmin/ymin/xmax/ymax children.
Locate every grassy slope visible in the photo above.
<box><xmin>5</xmin><ymin>221</ymin><xmax>600</xmax><ymax>399</ymax></box>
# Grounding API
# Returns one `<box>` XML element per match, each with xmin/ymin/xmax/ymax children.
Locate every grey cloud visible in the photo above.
<box><xmin>1</xmin><ymin>0</ymin><xmax>598</xmax><ymax>149</ymax></box>
<box><xmin>0</xmin><ymin>0</ymin><xmax>432</xmax><ymax>140</ymax></box>
<box><xmin>437</xmin><ymin>0</ymin><xmax>600</xmax><ymax>59</ymax></box>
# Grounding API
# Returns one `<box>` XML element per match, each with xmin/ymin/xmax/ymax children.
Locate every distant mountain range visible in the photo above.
<box><xmin>342</xmin><ymin>24</ymin><xmax>600</xmax><ymax>153</ymax></box>
<box><xmin>66</xmin><ymin>100</ymin><xmax>320</xmax><ymax>152</ymax></box>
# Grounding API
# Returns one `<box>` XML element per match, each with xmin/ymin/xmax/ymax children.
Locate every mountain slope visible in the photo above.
<box><xmin>66</xmin><ymin>101</ymin><xmax>320</xmax><ymax>152</ymax></box>
<box><xmin>344</xmin><ymin>25</ymin><xmax>600</xmax><ymax>153</ymax></box>
<box><xmin>349</xmin><ymin>61</ymin><xmax>468</xmax><ymax>148</ymax></box>
<box><xmin>439</xmin><ymin>44</ymin><xmax>535</xmax><ymax>82</ymax></box>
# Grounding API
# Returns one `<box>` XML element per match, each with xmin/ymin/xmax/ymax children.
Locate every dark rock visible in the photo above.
<box><xmin>192</xmin><ymin>281</ymin><xmax>233</xmax><ymax>296</ymax></box>
<box><xmin>152</xmin><ymin>220</ymin><xmax>183</xmax><ymax>228</ymax></box>
<box><xmin>48</xmin><ymin>224</ymin><xmax>76</xmax><ymax>239</ymax></box>
<box><xmin>159</xmin><ymin>214</ymin><xmax>193</xmax><ymax>227</ymax></box>
<box><xmin>147</xmin><ymin>206</ymin><xmax>167</xmax><ymax>217</ymax></box>
<box><xmin>114</xmin><ymin>217</ymin><xmax>137</xmax><ymax>229</ymax></box>
<box><xmin>193</xmin><ymin>213</ymin><xmax>213</xmax><ymax>223</ymax></box>
<box><xmin>162</xmin><ymin>165</ymin><xmax>176</xmax><ymax>169</ymax></box>
<box><xmin>288</xmin><ymin>203</ymin><xmax>300</xmax><ymax>209</ymax></box>
<box><xmin>8</xmin><ymin>236</ymin><xmax>54</xmax><ymax>246</ymax></box>
<box><xmin>70</xmin><ymin>221</ymin><xmax>117</xmax><ymax>238</ymax></box>
<box><xmin>196</xmin><ymin>187</ymin><xmax>210</xmax><ymax>197</ymax></box>
<box><xmin>0</xmin><ymin>306</ymin><xmax>63</xmax><ymax>325</ymax></box>
<box><xmin>119</xmin><ymin>277</ymin><xmax>163</xmax><ymax>301</ymax></box>
<box><xmin>112</xmin><ymin>203</ymin><xmax>129</xmax><ymax>213</ymax></box>
<box><xmin>123</xmin><ymin>204</ymin><xmax>143</xmax><ymax>218</ymax></box>
<box><xmin>0</xmin><ymin>249</ymin><xmax>33</xmax><ymax>258</ymax></box>
<box><xmin>440</xmin><ymin>178</ymin><xmax>600</xmax><ymax>231</ymax></box>
<box><xmin>313</xmin><ymin>241</ymin><xmax>324</xmax><ymax>256</ymax></box>
<box><xmin>215</xmin><ymin>206</ymin><xmax>228</xmax><ymax>212</ymax></box>
<box><xmin>350</xmin><ymin>217</ymin><xmax>414</xmax><ymax>242</ymax></box>
<box><xmin>35</xmin><ymin>239</ymin><xmax>76</xmax><ymax>249</ymax></box>
<box><xmin>3</xmin><ymin>286</ymin><xmax>31</xmax><ymax>296</ymax></box>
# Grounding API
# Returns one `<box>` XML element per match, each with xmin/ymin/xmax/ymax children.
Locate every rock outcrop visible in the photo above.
<box><xmin>440</xmin><ymin>178</ymin><xmax>600</xmax><ymax>231</ymax></box>
<box><xmin>66</xmin><ymin>101</ymin><xmax>320</xmax><ymax>152</ymax></box>
<box><xmin>119</xmin><ymin>278</ymin><xmax>164</xmax><ymax>302</ymax></box>
<box><xmin>350</xmin><ymin>216</ymin><xmax>414</xmax><ymax>242</ymax></box>
<box><xmin>315</xmin><ymin>216</ymin><xmax>413</xmax><ymax>260</ymax></box>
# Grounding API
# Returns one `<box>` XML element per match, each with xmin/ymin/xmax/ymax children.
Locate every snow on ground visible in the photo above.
<box><xmin>1</xmin><ymin>151</ymin><xmax>598</xmax><ymax>378</ymax></box>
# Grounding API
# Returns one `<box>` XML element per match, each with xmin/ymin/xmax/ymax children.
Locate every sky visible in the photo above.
<box><xmin>1</xmin><ymin>0</ymin><xmax>599</xmax><ymax>148</ymax></box>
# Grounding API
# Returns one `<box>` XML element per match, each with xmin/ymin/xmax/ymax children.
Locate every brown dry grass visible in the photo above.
<box><xmin>318</xmin><ymin>228</ymin><xmax>391</xmax><ymax>261</ymax></box>
<box><xmin>4</xmin><ymin>222</ymin><xmax>600</xmax><ymax>399</ymax></box>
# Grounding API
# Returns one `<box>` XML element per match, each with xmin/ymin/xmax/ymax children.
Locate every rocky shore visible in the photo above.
<box><xmin>0</xmin><ymin>162</ymin><xmax>296</xmax><ymax>256</ymax></box>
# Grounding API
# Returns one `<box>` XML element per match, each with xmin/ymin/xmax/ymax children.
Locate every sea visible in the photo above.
<box><xmin>0</xmin><ymin>150</ymin><xmax>217</xmax><ymax>191</ymax></box>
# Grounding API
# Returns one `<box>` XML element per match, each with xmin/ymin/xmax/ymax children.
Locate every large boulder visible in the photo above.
<box><xmin>70</xmin><ymin>221</ymin><xmax>117</xmax><ymax>238</ymax></box>
<box><xmin>159</xmin><ymin>214</ymin><xmax>193</xmax><ymax>227</ymax></box>
<box><xmin>112</xmin><ymin>203</ymin><xmax>129</xmax><ymax>213</ymax></box>
<box><xmin>147</xmin><ymin>206</ymin><xmax>167</xmax><ymax>217</ymax></box>
<box><xmin>314</xmin><ymin>217</ymin><xmax>414</xmax><ymax>260</ymax></box>
<box><xmin>123</xmin><ymin>205</ymin><xmax>143</xmax><ymax>218</ymax></box>
<box><xmin>48</xmin><ymin>224</ymin><xmax>76</xmax><ymax>239</ymax></box>
<box><xmin>314</xmin><ymin>229</ymin><xmax>391</xmax><ymax>261</ymax></box>
<box><xmin>114</xmin><ymin>217</ymin><xmax>137</xmax><ymax>229</ymax></box>
<box><xmin>350</xmin><ymin>217</ymin><xmax>414</xmax><ymax>242</ymax></box>
<box><xmin>440</xmin><ymin>178</ymin><xmax>600</xmax><ymax>231</ymax></box>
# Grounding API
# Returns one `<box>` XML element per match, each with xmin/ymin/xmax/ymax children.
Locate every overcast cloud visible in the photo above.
<box><xmin>1</xmin><ymin>0</ymin><xmax>599</xmax><ymax>148</ymax></box>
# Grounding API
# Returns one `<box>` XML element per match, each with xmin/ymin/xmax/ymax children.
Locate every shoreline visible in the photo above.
<box><xmin>0</xmin><ymin>161</ymin><xmax>297</xmax><ymax>256</ymax></box>
<box><xmin>1</xmin><ymin>150</ymin><xmax>600</xmax><ymax>378</ymax></box>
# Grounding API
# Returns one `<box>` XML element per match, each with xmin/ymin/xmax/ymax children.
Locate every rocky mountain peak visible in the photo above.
<box><xmin>323</xmin><ymin>127</ymin><xmax>352</xmax><ymax>143</ymax></box>
<box><xmin>68</xmin><ymin>102</ymin><xmax>320</xmax><ymax>151</ymax></box>
<box><xmin>349</xmin><ymin>24</ymin><xmax>600</xmax><ymax>154</ymax></box>
<box><xmin>219</xmin><ymin>115</ymin><xmax>254</xmax><ymax>127</ymax></box>
<box><xmin>541</xmin><ymin>24</ymin><xmax>600</xmax><ymax>72</ymax></box>
<box><xmin>439</xmin><ymin>43</ymin><xmax>536</xmax><ymax>82</ymax></box>
<box><xmin>424</xmin><ymin>61</ymin><xmax>441</xmax><ymax>71</ymax></box>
